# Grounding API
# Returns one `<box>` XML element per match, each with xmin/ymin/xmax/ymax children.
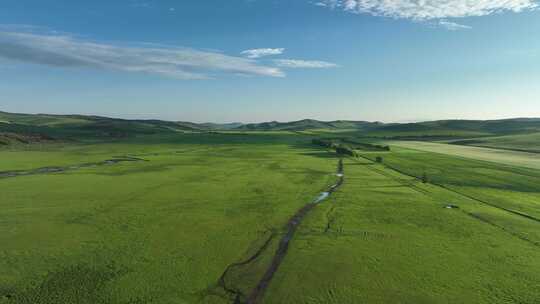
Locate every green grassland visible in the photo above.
<box><xmin>1</xmin><ymin>133</ymin><xmax>341</xmax><ymax>303</ymax></box>
<box><xmin>450</xmin><ymin>132</ymin><xmax>540</xmax><ymax>153</ymax></box>
<box><xmin>2</xmin><ymin>120</ymin><xmax>540</xmax><ymax>303</ymax></box>
<box><xmin>363</xmin><ymin>128</ymin><xmax>491</xmax><ymax>139</ymax></box>
<box><xmin>264</xmin><ymin>157</ymin><xmax>540</xmax><ymax>304</ymax></box>
<box><xmin>260</xmin><ymin>139</ymin><xmax>540</xmax><ymax>303</ymax></box>
<box><xmin>357</xmin><ymin>147</ymin><xmax>540</xmax><ymax>243</ymax></box>
<box><xmin>388</xmin><ymin>141</ymin><xmax>540</xmax><ymax>170</ymax></box>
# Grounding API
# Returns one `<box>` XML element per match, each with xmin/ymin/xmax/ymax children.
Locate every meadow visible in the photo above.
<box><xmin>1</xmin><ymin>130</ymin><xmax>540</xmax><ymax>304</ymax></box>
<box><xmin>0</xmin><ymin>133</ymin><xmax>340</xmax><ymax>303</ymax></box>
<box><xmin>450</xmin><ymin>132</ymin><xmax>540</xmax><ymax>153</ymax></box>
<box><xmin>388</xmin><ymin>140</ymin><xmax>540</xmax><ymax>170</ymax></box>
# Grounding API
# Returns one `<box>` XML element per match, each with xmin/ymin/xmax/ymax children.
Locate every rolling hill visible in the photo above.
<box><xmin>0</xmin><ymin>111</ymin><xmax>205</xmax><ymax>143</ymax></box>
<box><xmin>369</xmin><ymin>119</ymin><xmax>540</xmax><ymax>136</ymax></box>
<box><xmin>236</xmin><ymin>119</ymin><xmax>384</xmax><ymax>131</ymax></box>
<box><xmin>2</xmin><ymin>111</ymin><xmax>540</xmax><ymax>145</ymax></box>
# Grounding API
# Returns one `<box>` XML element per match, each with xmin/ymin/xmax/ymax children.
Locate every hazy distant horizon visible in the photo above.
<box><xmin>2</xmin><ymin>108</ymin><xmax>539</xmax><ymax>125</ymax></box>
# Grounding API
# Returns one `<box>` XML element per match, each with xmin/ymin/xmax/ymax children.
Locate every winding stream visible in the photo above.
<box><xmin>244</xmin><ymin>159</ymin><xmax>344</xmax><ymax>304</ymax></box>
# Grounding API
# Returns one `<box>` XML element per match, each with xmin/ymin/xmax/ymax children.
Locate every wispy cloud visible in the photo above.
<box><xmin>130</xmin><ymin>1</ymin><xmax>152</xmax><ymax>8</ymax></box>
<box><xmin>274</xmin><ymin>59</ymin><xmax>339</xmax><ymax>68</ymax></box>
<box><xmin>0</xmin><ymin>31</ymin><xmax>285</xmax><ymax>79</ymax></box>
<box><xmin>241</xmin><ymin>48</ymin><xmax>285</xmax><ymax>58</ymax></box>
<box><xmin>438</xmin><ymin>20</ymin><xmax>471</xmax><ymax>31</ymax></box>
<box><xmin>315</xmin><ymin>0</ymin><xmax>538</xmax><ymax>21</ymax></box>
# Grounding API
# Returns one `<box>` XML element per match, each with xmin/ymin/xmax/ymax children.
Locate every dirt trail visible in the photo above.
<box><xmin>0</xmin><ymin>156</ymin><xmax>146</xmax><ymax>179</ymax></box>
<box><xmin>244</xmin><ymin>159</ymin><xmax>344</xmax><ymax>304</ymax></box>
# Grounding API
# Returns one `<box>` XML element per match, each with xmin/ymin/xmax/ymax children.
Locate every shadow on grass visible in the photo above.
<box><xmin>297</xmin><ymin>151</ymin><xmax>339</xmax><ymax>159</ymax></box>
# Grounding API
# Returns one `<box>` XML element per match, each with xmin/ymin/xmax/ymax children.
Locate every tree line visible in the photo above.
<box><xmin>312</xmin><ymin>138</ymin><xmax>390</xmax><ymax>156</ymax></box>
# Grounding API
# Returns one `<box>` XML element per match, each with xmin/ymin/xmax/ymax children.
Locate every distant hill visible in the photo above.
<box><xmin>368</xmin><ymin>119</ymin><xmax>540</xmax><ymax>138</ymax></box>
<box><xmin>2</xmin><ymin>110</ymin><xmax>540</xmax><ymax>145</ymax></box>
<box><xmin>236</xmin><ymin>119</ymin><xmax>383</xmax><ymax>131</ymax></box>
<box><xmin>0</xmin><ymin>111</ymin><xmax>202</xmax><ymax>130</ymax></box>
<box><xmin>234</xmin><ymin>118</ymin><xmax>540</xmax><ymax>136</ymax></box>
<box><xmin>199</xmin><ymin>122</ymin><xmax>244</xmax><ymax>130</ymax></box>
<box><xmin>0</xmin><ymin>111</ymin><xmax>245</xmax><ymax>132</ymax></box>
<box><xmin>0</xmin><ymin>111</ymin><xmax>205</xmax><ymax>143</ymax></box>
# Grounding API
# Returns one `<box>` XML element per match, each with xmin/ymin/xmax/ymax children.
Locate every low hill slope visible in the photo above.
<box><xmin>236</xmin><ymin>119</ymin><xmax>382</xmax><ymax>131</ymax></box>
<box><xmin>0</xmin><ymin>111</ymin><xmax>204</xmax><ymax>144</ymax></box>
<box><xmin>2</xmin><ymin>111</ymin><xmax>540</xmax><ymax>145</ymax></box>
<box><xmin>365</xmin><ymin>118</ymin><xmax>540</xmax><ymax>139</ymax></box>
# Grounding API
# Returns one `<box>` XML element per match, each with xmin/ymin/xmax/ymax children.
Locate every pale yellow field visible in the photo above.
<box><xmin>387</xmin><ymin>141</ymin><xmax>540</xmax><ymax>170</ymax></box>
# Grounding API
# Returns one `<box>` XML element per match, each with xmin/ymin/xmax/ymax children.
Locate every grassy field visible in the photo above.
<box><xmin>387</xmin><ymin>141</ymin><xmax>540</xmax><ymax>170</ymax></box>
<box><xmin>363</xmin><ymin>129</ymin><xmax>491</xmax><ymax>139</ymax></box>
<box><xmin>450</xmin><ymin>132</ymin><xmax>540</xmax><ymax>153</ymax></box>
<box><xmin>265</xmin><ymin>157</ymin><xmax>540</xmax><ymax>303</ymax></box>
<box><xmin>2</xmin><ymin>132</ymin><xmax>540</xmax><ymax>303</ymax></box>
<box><xmin>0</xmin><ymin>133</ymin><xmax>341</xmax><ymax>303</ymax></box>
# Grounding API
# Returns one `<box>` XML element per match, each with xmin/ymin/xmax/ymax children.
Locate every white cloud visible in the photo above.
<box><xmin>438</xmin><ymin>20</ymin><xmax>472</xmax><ymax>30</ymax></box>
<box><xmin>274</xmin><ymin>59</ymin><xmax>339</xmax><ymax>68</ymax></box>
<box><xmin>316</xmin><ymin>0</ymin><xmax>538</xmax><ymax>20</ymax></box>
<box><xmin>130</xmin><ymin>1</ymin><xmax>152</xmax><ymax>8</ymax></box>
<box><xmin>0</xmin><ymin>31</ymin><xmax>285</xmax><ymax>79</ymax></box>
<box><xmin>241</xmin><ymin>48</ymin><xmax>285</xmax><ymax>58</ymax></box>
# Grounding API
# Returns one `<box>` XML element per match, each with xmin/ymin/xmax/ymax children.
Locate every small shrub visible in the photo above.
<box><xmin>312</xmin><ymin>139</ymin><xmax>332</xmax><ymax>148</ymax></box>
<box><xmin>336</xmin><ymin>145</ymin><xmax>355</xmax><ymax>156</ymax></box>
<box><xmin>421</xmin><ymin>172</ymin><xmax>429</xmax><ymax>183</ymax></box>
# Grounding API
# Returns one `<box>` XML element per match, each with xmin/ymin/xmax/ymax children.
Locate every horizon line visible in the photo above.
<box><xmin>1</xmin><ymin>109</ymin><xmax>539</xmax><ymax>125</ymax></box>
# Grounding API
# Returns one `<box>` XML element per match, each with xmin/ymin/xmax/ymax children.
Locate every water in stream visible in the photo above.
<box><xmin>313</xmin><ymin>192</ymin><xmax>330</xmax><ymax>204</ymax></box>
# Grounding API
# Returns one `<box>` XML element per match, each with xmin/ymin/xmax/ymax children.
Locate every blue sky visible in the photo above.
<box><xmin>1</xmin><ymin>0</ymin><xmax>539</xmax><ymax>123</ymax></box>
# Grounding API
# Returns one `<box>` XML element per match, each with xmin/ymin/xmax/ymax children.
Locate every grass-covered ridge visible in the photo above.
<box><xmin>3</xmin><ymin>111</ymin><xmax>540</xmax><ymax>147</ymax></box>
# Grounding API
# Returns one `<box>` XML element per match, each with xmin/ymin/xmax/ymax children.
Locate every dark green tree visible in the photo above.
<box><xmin>422</xmin><ymin>172</ymin><xmax>429</xmax><ymax>183</ymax></box>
